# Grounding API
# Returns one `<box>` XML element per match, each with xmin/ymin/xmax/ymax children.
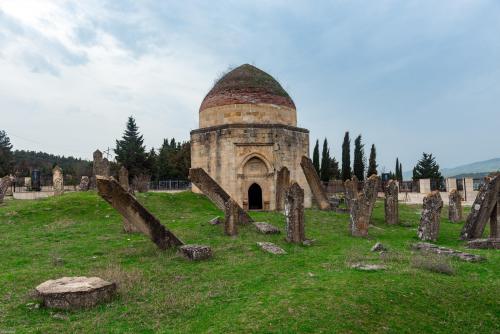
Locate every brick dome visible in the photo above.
<box><xmin>199</xmin><ymin>64</ymin><xmax>295</xmax><ymax>112</ymax></box>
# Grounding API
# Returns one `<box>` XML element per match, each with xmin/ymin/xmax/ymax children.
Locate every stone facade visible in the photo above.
<box><xmin>418</xmin><ymin>191</ymin><xmax>443</xmax><ymax>242</ymax></box>
<box><xmin>384</xmin><ymin>180</ymin><xmax>399</xmax><ymax>225</ymax></box>
<box><xmin>284</xmin><ymin>182</ymin><xmax>306</xmax><ymax>243</ymax></box>
<box><xmin>52</xmin><ymin>166</ymin><xmax>64</xmax><ymax>196</ymax></box>
<box><xmin>190</xmin><ymin>64</ymin><xmax>312</xmax><ymax>211</ymax></box>
<box><xmin>448</xmin><ymin>189</ymin><xmax>462</xmax><ymax>222</ymax></box>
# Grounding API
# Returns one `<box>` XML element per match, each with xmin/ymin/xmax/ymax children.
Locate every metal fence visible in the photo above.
<box><xmin>148</xmin><ymin>180</ymin><xmax>191</xmax><ymax>191</ymax></box>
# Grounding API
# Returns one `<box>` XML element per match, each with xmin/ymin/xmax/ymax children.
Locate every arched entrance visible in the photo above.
<box><xmin>248</xmin><ymin>183</ymin><xmax>263</xmax><ymax>210</ymax></box>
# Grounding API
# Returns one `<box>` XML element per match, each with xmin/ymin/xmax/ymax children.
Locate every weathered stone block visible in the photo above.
<box><xmin>36</xmin><ymin>276</ymin><xmax>116</xmax><ymax>310</ymax></box>
<box><xmin>300</xmin><ymin>156</ymin><xmax>331</xmax><ymax>210</ymax></box>
<box><xmin>285</xmin><ymin>182</ymin><xmax>306</xmax><ymax>243</ymax></box>
<box><xmin>179</xmin><ymin>245</ymin><xmax>213</xmax><ymax>260</ymax></box>
<box><xmin>384</xmin><ymin>180</ymin><xmax>399</xmax><ymax>225</ymax></box>
<box><xmin>349</xmin><ymin>175</ymin><xmax>379</xmax><ymax>237</ymax></box>
<box><xmin>467</xmin><ymin>238</ymin><xmax>500</xmax><ymax>249</ymax></box>
<box><xmin>96</xmin><ymin>176</ymin><xmax>183</xmax><ymax>250</ymax></box>
<box><xmin>417</xmin><ymin>191</ymin><xmax>443</xmax><ymax>242</ymax></box>
<box><xmin>448</xmin><ymin>189</ymin><xmax>462</xmax><ymax>222</ymax></box>
<box><xmin>275</xmin><ymin>166</ymin><xmax>290</xmax><ymax>211</ymax></box>
<box><xmin>254</xmin><ymin>222</ymin><xmax>280</xmax><ymax>234</ymax></box>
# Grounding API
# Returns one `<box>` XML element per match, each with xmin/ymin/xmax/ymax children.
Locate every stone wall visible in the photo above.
<box><xmin>190</xmin><ymin>124</ymin><xmax>312</xmax><ymax>210</ymax></box>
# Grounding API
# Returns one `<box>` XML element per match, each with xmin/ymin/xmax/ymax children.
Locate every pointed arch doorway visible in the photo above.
<box><xmin>248</xmin><ymin>183</ymin><xmax>263</xmax><ymax>210</ymax></box>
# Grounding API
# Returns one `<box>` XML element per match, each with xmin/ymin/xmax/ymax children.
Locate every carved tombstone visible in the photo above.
<box><xmin>448</xmin><ymin>189</ymin><xmax>462</xmax><ymax>223</ymax></box>
<box><xmin>300</xmin><ymin>156</ymin><xmax>331</xmax><ymax>210</ymax></box>
<box><xmin>344</xmin><ymin>176</ymin><xmax>359</xmax><ymax>210</ymax></box>
<box><xmin>417</xmin><ymin>191</ymin><xmax>443</xmax><ymax>242</ymax></box>
<box><xmin>79</xmin><ymin>176</ymin><xmax>90</xmax><ymax>191</ymax></box>
<box><xmin>384</xmin><ymin>180</ymin><xmax>399</xmax><ymax>225</ymax></box>
<box><xmin>24</xmin><ymin>177</ymin><xmax>31</xmax><ymax>191</ymax></box>
<box><xmin>461</xmin><ymin>174</ymin><xmax>499</xmax><ymax>240</ymax></box>
<box><xmin>275</xmin><ymin>166</ymin><xmax>290</xmax><ymax>211</ymax></box>
<box><xmin>118</xmin><ymin>166</ymin><xmax>139</xmax><ymax>233</ymax></box>
<box><xmin>0</xmin><ymin>176</ymin><xmax>12</xmax><ymax>204</ymax></box>
<box><xmin>224</xmin><ymin>199</ymin><xmax>239</xmax><ymax>236</ymax></box>
<box><xmin>93</xmin><ymin>150</ymin><xmax>110</xmax><ymax>177</ymax></box>
<box><xmin>52</xmin><ymin>166</ymin><xmax>64</xmax><ymax>196</ymax></box>
<box><xmin>284</xmin><ymin>182</ymin><xmax>306</xmax><ymax>243</ymax></box>
<box><xmin>96</xmin><ymin>176</ymin><xmax>183</xmax><ymax>250</ymax></box>
<box><xmin>349</xmin><ymin>175</ymin><xmax>379</xmax><ymax>237</ymax></box>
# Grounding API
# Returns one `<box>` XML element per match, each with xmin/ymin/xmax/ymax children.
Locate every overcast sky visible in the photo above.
<box><xmin>1</xmin><ymin>0</ymin><xmax>499</xmax><ymax>173</ymax></box>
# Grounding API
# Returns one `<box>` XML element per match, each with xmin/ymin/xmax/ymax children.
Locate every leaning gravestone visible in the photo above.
<box><xmin>384</xmin><ymin>179</ymin><xmax>399</xmax><ymax>225</ymax></box>
<box><xmin>35</xmin><ymin>276</ymin><xmax>116</xmax><ymax>310</ymax></box>
<box><xmin>79</xmin><ymin>176</ymin><xmax>90</xmax><ymax>191</ymax></box>
<box><xmin>349</xmin><ymin>175</ymin><xmax>379</xmax><ymax>237</ymax></box>
<box><xmin>417</xmin><ymin>191</ymin><xmax>443</xmax><ymax>242</ymax></box>
<box><xmin>96</xmin><ymin>176</ymin><xmax>183</xmax><ymax>250</ymax></box>
<box><xmin>52</xmin><ymin>166</ymin><xmax>64</xmax><ymax>196</ymax></box>
<box><xmin>0</xmin><ymin>176</ymin><xmax>12</xmax><ymax>204</ymax></box>
<box><xmin>284</xmin><ymin>182</ymin><xmax>306</xmax><ymax>243</ymax></box>
<box><xmin>448</xmin><ymin>189</ymin><xmax>462</xmax><ymax>222</ymax></box>
<box><xmin>300</xmin><ymin>156</ymin><xmax>332</xmax><ymax>210</ymax></box>
<box><xmin>224</xmin><ymin>199</ymin><xmax>239</xmax><ymax>236</ymax></box>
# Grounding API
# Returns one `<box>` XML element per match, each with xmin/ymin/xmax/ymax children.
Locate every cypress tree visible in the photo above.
<box><xmin>114</xmin><ymin>116</ymin><xmax>148</xmax><ymax>179</ymax></box>
<box><xmin>312</xmin><ymin>140</ymin><xmax>320</xmax><ymax>175</ymax></box>
<box><xmin>320</xmin><ymin>138</ymin><xmax>331</xmax><ymax>182</ymax></box>
<box><xmin>367</xmin><ymin>144</ymin><xmax>377</xmax><ymax>177</ymax></box>
<box><xmin>399</xmin><ymin>162</ymin><xmax>403</xmax><ymax>181</ymax></box>
<box><xmin>0</xmin><ymin>130</ymin><xmax>13</xmax><ymax>176</ymax></box>
<box><xmin>395</xmin><ymin>158</ymin><xmax>400</xmax><ymax>180</ymax></box>
<box><xmin>341</xmin><ymin>131</ymin><xmax>351</xmax><ymax>181</ymax></box>
<box><xmin>353</xmin><ymin>135</ymin><xmax>365</xmax><ymax>181</ymax></box>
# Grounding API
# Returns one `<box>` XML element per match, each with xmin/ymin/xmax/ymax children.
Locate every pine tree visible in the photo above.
<box><xmin>320</xmin><ymin>138</ymin><xmax>331</xmax><ymax>182</ymax></box>
<box><xmin>312</xmin><ymin>140</ymin><xmax>320</xmax><ymax>175</ymax></box>
<box><xmin>114</xmin><ymin>116</ymin><xmax>148</xmax><ymax>179</ymax></box>
<box><xmin>341</xmin><ymin>131</ymin><xmax>351</xmax><ymax>181</ymax></box>
<box><xmin>0</xmin><ymin>130</ymin><xmax>13</xmax><ymax>176</ymax></box>
<box><xmin>412</xmin><ymin>153</ymin><xmax>443</xmax><ymax>180</ymax></box>
<box><xmin>353</xmin><ymin>135</ymin><xmax>365</xmax><ymax>181</ymax></box>
<box><xmin>367</xmin><ymin>144</ymin><xmax>377</xmax><ymax>177</ymax></box>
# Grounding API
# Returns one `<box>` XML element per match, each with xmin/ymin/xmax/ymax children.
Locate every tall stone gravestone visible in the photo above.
<box><xmin>344</xmin><ymin>176</ymin><xmax>359</xmax><ymax>210</ymax></box>
<box><xmin>384</xmin><ymin>179</ymin><xmax>399</xmax><ymax>225</ymax></box>
<box><xmin>284</xmin><ymin>182</ymin><xmax>306</xmax><ymax>243</ymax></box>
<box><xmin>119</xmin><ymin>166</ymin><xmax>139</xmax><ymax>233</ymax></box>
<box><xmin>93</xmin><ymin>150</ymin><xmax>110</xmax><ymax>177</ymax></box>
<box><xmin>79</xmin><ymin>176</ymin><xmax>90</xmax><ymax>191</ymax></box>
<box><xmin>275</xmin><ymin>166</ymin><xmax>290</xmax><ymax>211</ymax></box>
<box><xmin>0</xmin><ymin>176</ymin><xmax>12</xmax><ymax>204</ymax></box>
<box><xmin>52</xmin><ymin>166</ymin><xmax>64</xmax><ymax>196</ymax></box>
<box><xmin>448</xmin><ymin>189</ymin><xmax>462</xmax><ymax>223</ymax></box>
<box><xmin>417</xmin><ymin>191</ymin><xmax>443</xmax><ymax>242</ymax></box>
<box><xmin>349</xmin><ymin>174</ymin><xmax>379</xmax><ymax>237</ymax></box>
<box><xmin>224</xmin><ymin>199</ymin><xmax>239</xmax><ymax>236</ymax></box>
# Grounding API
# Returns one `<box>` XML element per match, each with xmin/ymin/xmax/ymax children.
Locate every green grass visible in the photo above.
<box><xmin>0</xmin><ymin>192</ymin><xmax>498</xmax><ymax>333</ymax></box>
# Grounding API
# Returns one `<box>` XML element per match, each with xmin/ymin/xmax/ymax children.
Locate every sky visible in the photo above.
<box><xmin>1</xmin><ymin>0</ymin><xmax>499</xmax><ymax>174</ymax></box>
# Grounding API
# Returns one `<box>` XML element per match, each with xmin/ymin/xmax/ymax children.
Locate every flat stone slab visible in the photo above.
<box><xmin>254</xmin><ymin>222</ymin><xmax>280</xmax><ymax>234</ymax></box>
<box><xmin>350</xmin><ymin>263</ymin><xmax>387</xmax><ymax>271</ymax></box>
<box><xmin>179</xmin><ymin>244</ymin><xmax>213</xmax><ymax>260</ymax></box>
<box><xmin>36</xmin><ymin>276</ymin><xmax>116</xmax><ymax>310</ymax></box>
<box><xmin>257</xmin><ymin>242</ymin><xmax>286</xmax><ymax>255</ymax></box>
<box><xmin>411</xmin><ymin>242</ymin><xmax>485</xmax><ymax>262</ymax></box>
<box><xmin>467</xmin><ymin>238</ymin><xmax>500</xmax><ymax>249</ymax></box>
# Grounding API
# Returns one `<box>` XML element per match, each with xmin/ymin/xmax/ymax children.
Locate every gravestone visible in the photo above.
<box><xmin>254</xmin><ymin>222</ymin><xmax>280</xmax><ymax>234</ymax></box>
<box><xmin>349</xmin><ymin>174</ymin><xmax>379</xmax><ymax>237</ymax></box>
<box><xmin>79</xmin><ymin>176</ymin><xmax>90</xmax><ymax>191</ymax></box>
<box><xmin>300</xmin><ymin>156</ymin><xmax>331</xmax><ymax>210</ymax></box>
<box><xmin>93</xmin><ymin>150</ymin><xmax>110</xmax><ymax>177</ymax></box>
<box><xmin>461</xmin><ymin>174</ymin><xmax>499</xmax><ymax>240</ymax></box>
<box><xmin>448</xmin><ymin>189</ymin><xmax>462</xmax><ymax>222</ymax></box>
<box><xmin>189</xmin><ymin>168</ymin><xmax>252</xmax><ymax>223</ymax></box>
<box><xmin>284</xmin><ymin>182</ymin><xmax>306</xmax><ymax>243</ymax></box>
<box><xmin>179</xmin><ymin>245</ymin><xmax>213</xmax><ymax>260</ymax></box>
<box><xmin>384</xmin><ymin>179</ymin><xmax>399</xmax><ymax>225</ymax></box>
<box><xmin>344</xmin><ymin>176</ymin><xmax>359</xmax><ymax>210</ymax></box>
<box><xmin>36</xmin><ymin>276</ymin><xmax>116</xmax><ymax>310</ymax></box>
<box><xmin>224</xmin><ymin>199</ymin><xmax>239</xmax><ymax>236</ymax></box>
<box><xmin>0</xmin><ymin>176</ymin><xmax>12</xmax><ymax>204</ymax></box>
<box><xmin>275</xmin><ymin>166</ymin><xmax>290</xmax><ymax>211</ymax></box>
<box><xmin>96</xmin><ymin>176</ymin><xmax>183</xmax><ymax>250</ymax></box>
<box><xmin>118</xmin><ymin>166</ymin><xmax>138</xmax><ymax>232</ymax></box>
<box><xmin>257</xmin><ymin>242</ymin><xmax>286</xmax><ymax>255</ymax></box>
<box><xmin>417</xmin><ymin>191</ymin><xmax>443</xmax><ymax>242</ymax></box>
<box><xmin>24</xmin><ymin>177</ymin><xmax>31</xmax><ymax>191</ymax></box>
<box><xmin>412</xmin><ymin>242</ymin><xmax>485</xmax><ymax>262</ymax></box>
<box><xmin>52</xmin><ymin>166</ymin><xmax>64</xmax><ymax>196</ymax></box>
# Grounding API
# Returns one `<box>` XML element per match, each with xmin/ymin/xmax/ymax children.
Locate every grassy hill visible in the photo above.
<box><xmin>0</xmin><ymin>192</ymin><xmax>498</xmax><ymax>333</ymax></box>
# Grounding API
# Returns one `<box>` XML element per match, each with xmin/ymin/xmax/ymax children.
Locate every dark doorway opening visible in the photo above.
<box><xmin>248</xmin><ymin>183</ymin><xmax>263</xmax><ymax>210</ymax></box>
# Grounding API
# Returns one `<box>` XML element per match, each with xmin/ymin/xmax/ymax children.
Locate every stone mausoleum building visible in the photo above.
<box><xmin>190</xmin><ymin>64</ymin><xmax>312</xmax><ymax>210</ymax></box>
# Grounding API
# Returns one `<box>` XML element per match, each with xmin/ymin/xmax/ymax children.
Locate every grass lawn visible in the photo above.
<box><xmin>0</xmin><ymin>191</ymin><xmax>498</xmax><ymax>333</ymax></box>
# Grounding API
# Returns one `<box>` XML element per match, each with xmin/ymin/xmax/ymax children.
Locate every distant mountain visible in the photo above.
<box><xmin>403</xmin><ymin>157</ymin><xmax>500</xmax><ymax>180</ymax></box>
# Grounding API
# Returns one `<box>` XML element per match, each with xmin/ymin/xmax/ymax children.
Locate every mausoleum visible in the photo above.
<box><xmin>190</xmin><ymin>64</ymin><xmax>312</xmax><ymax>210</ymax></box>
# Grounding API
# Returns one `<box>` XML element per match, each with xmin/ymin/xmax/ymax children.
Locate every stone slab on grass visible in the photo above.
<box><xmin>467</xmin><ymin>238</ymin><xmax>500</xmax><ymax>249</ymax></box>
<box><xmin>411</xmin><ymin>242</ymin><xmax>485</xmax><ymax>262</ymax></box>
<box><xmin>36</xmin><ymin>276</ymin><xmax>116</xmax><ymax>310</ymax></box>
<box><xmin>350</xmin><ymin>263</ymin><xmax>387</xmax><ymax>271</ymax></box>
<box><xmin>179</xmin><ymin>244</ymin><xmax>213</xmax><ymax>260</ymax></box>
<box><xmin>254</xmin><ymin>222</ymin><xmax>280</xmax><ymax>234</ymax></box>
<box><xmin>257</xmin><ymin>242</ymin><xmax>286</xmax><ymax>255</ymax></box>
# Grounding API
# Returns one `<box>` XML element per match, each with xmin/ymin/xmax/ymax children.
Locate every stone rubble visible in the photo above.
<box><xmin>411</xmin><ymin>242</ymin><xmax>485</xmax><ymax>262</ymax></box>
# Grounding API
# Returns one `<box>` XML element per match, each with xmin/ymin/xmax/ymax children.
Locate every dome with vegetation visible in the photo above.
<box><xmin>200</xmin><ymin>64</ymin><xmax>295</xmax><ymax>112</ymax></box>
